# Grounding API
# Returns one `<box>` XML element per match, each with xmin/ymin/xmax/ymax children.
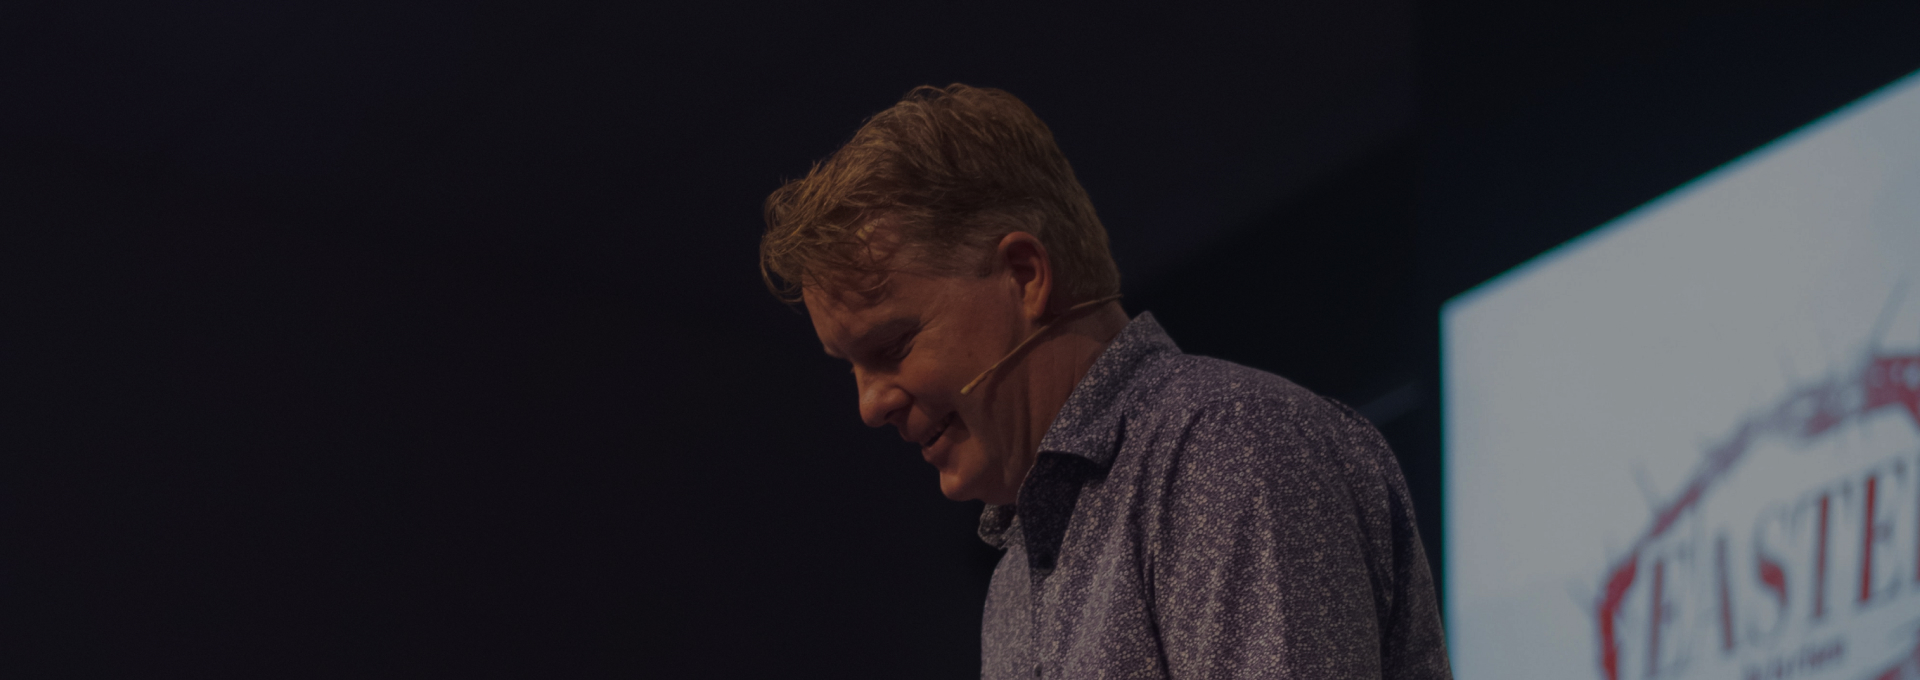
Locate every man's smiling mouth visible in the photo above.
<box><xmin>922</xmin><ymin>413</ymin><xmax>955</xmax><ymax>449</ymax></box>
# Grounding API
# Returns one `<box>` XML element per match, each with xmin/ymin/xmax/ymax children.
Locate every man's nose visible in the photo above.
<box><xmin>856</xmin><ymin>369</ymin><xmax>910</xmax><ymax>429</ymax></box>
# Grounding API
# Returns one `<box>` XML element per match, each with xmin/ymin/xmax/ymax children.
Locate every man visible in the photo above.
<box><xmin>761</xmin><ymin>84</ymin><xmax>1451</xmax><ymax>679</ymax></box>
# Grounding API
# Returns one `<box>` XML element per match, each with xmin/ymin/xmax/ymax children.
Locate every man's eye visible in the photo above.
<box><xmin>887</xmin><ymin>333</ymin><xmax>917</xmax><ymax>360</ymax></box>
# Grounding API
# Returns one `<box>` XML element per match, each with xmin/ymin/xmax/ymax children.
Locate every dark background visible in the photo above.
<box><xmin>6</xmin><ymin>1</ymin><xmax>1917</xmax><ymax>677</ymax></box>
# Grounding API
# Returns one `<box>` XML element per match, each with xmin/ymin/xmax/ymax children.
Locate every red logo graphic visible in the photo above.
<box><xmin>1592</xmin><ymin>308</ymin><xmax>1920</xmax><ymax>680</ymax></box>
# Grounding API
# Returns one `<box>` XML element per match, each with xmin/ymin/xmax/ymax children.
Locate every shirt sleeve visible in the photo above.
<box><xmin>1145</xmin><ymin>397</ymin><xmax>1451</xmax><ymax>680</ymax></box>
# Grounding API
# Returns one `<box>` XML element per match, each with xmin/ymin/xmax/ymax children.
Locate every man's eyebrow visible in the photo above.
<box><xmin>827</xmin><ymin>316</ymin><xmax>917</xmax><ymax>361</ymax></box>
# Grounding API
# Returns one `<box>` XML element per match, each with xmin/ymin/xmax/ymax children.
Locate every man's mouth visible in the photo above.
<box><xmin>922</xmin><ymin>413</ymin><xmax>955</xmax><ymax>449</ymax></box>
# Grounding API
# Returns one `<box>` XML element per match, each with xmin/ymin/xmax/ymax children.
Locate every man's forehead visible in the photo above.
<box><xmin>804</xmin><ymin>288</ymin><xmax>879</xmax><ymax>353</ymax></box>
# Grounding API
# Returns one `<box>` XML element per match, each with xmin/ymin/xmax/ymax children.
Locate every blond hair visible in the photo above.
<box><xmin>760</xmin><ymin>84</ymin><xmax>1121</xmax><ymax>305</ymax></box>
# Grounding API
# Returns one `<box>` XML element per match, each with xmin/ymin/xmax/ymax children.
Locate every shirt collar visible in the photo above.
<box><xmin>1033</xmin><ymin>311</ymin><xmax>1179</xmax><ymax>468</ymax></box>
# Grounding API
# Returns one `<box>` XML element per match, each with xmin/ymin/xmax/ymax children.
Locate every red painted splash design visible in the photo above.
<box><xmin>1593</xmin><ymin>351</ymin><xmax>1920</xmax><ymax>680</ymax></box>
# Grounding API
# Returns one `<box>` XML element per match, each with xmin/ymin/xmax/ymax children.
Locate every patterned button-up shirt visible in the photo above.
<box><xmin>978</xmin><ymin>312</ymin><xmax>1451</xmax><ymax>679</ymax></box>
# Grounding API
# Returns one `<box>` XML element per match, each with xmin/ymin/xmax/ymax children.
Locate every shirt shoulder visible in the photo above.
<box><xmin>1128</xmin><ymin>353</ymin><xmax>1387</xmax><ymax>469</ymax></box>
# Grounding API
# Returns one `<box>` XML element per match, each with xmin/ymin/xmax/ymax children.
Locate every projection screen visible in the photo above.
<box><xmin>1443</xmin><ymin>69</ymin><xmax>1920</xmax><ymax>680</ymax></box>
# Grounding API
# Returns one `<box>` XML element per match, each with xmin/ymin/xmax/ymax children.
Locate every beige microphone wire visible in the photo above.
<box><xmin>959</xmin><ymin>294</ymin><xmax>1124</xmax><ymax>396</ymax></box>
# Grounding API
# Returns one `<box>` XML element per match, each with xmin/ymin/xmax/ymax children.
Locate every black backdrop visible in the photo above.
<box><xmin>7</xmin><ymin>1</ymin><xmax>1918</xmax><ymax>677</ymax></box>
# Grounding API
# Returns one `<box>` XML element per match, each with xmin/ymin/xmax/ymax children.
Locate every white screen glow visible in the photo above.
<box><xmin>1443</xmin><ymin>70</ymin><xmax>1920</xmax><ymax>680</ymax></box>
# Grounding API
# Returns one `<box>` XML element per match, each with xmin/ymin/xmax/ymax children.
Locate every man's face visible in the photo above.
<box><xmin>803</xmin><ymin>259</ymin><xmax>1040</xmax><ymax>504</ymax></box>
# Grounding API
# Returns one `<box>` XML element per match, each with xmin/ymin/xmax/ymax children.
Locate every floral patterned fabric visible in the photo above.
<box><xmin>978</xmin><ymin>312</ymin><xmax>1452</xmax><ymax>679</ymax></box>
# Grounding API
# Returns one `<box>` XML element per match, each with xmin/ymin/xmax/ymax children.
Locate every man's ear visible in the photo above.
<box><xmin>995</xmin><ymin>232</ymin><xmax>1053</xmax><ymax>323</ymax></box>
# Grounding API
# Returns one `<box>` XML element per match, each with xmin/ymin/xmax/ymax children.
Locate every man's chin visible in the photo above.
<box><xmin>936</xmin><ymin>469</ymin><xmax>982</xmax><ymax>502</ymax></box>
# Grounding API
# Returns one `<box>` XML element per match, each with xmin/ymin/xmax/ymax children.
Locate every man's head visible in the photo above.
<box><xmin>761</xmin><ymin>84</ymin><xmax>1123</xmax><ymax>504</ymax></box>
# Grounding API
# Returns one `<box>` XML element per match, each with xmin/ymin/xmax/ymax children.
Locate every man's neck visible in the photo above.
<box><xmin>1021</xmin><ymin>301</ymin><xmax>1130</xmax><ymax>453</ymax></box>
